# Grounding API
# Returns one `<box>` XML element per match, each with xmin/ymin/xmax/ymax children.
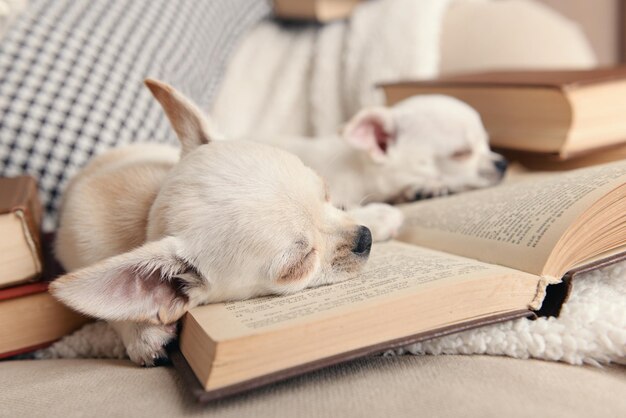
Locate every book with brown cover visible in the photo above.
<box><xmin>273</xmin><ymin>0</ymin><xmax>362</xmax><ymax>22</ymax></box>
<box><xmin>0</xmin><ymin>176</ymin><xmax>43</xmax><ymax>288</ymax></box>
<box><xmin>381</xmin><ymin>66</ymin><xmax>626</xmax><ymax>159</ymax></box>
<box><xmin>0</xmin><ymin>234</ymin><xmax>89</xmax><ymax>358</ymax></box>
<box><xmin>401</xmin><ymin>67</ymin><xmax>626</xmax><ymax>89</ymax></box>
<box><xmin>501</xmin><ymin>143</ymin><xmax>626</xmax><ymax>172</ymax></box>
<box><xmin>0</xmin><ymin>282</ymin><xmax>89</xmax><ymax>358</ymax></box>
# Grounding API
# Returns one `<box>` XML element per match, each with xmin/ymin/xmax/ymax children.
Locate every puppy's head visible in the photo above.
<box><xmin>342</xmin><ymin>95</ymin><xmax>507</xmax><ymax>203</ymax></box>
<box><xmin>50</xmin><ymin>80</ymin><xmax>371</xmax><ymax>325</ymax></box>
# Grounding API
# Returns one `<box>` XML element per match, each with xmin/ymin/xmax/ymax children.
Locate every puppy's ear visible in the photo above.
<box><xmin>342</xmin><ymin>107</ymin><xmax>396</xmax><ymax>162</ymax></box>
<box><xmin>145</xmin><ymin>78</ymin><xmax>220</xmax><ymax>156</ymax></box>
<box><xmin>50</xmin><ymin>237</ymin><xmax>204</xmax><ymax>325</ymax></box>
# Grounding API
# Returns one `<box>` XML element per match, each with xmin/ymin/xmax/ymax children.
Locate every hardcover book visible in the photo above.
<box><xmin>0</xmin><ymin>234</ymin><xmax>89</xmax><ymax>358</ymax></box>
<box><xmin>174</xmin><ymin>160</ymin><xmax>626</xmax><ymax>401</ymax></box>
<box><xmin>273</xmin><ymin>0</ymin><xmax>362</xmax><ymax>22</ymax></box>
<box><xmin>0</xmin><ymin>176</ymin><xmax>43</xmax><ymax>288</ymax></box>
<box><xmin>501</xmin><ymin>143</ymin><xmax>626</xmax><ymax>172</ymax></box>
<box><xmin>381</xmin><ymin>67</ymin><xmax>626</xmax><ymax>159</ymax></box>
<box><xmin>0</xmin><ymin>281</ymin><xmax>90</xmax><ymax>359</ymax></box>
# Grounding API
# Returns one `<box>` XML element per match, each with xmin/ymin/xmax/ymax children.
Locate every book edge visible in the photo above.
<box><xmin>0</xmin><ymin>341</ymin><xmax>54</xmax><ymax>360</ymax></box>
<box><xmin>536</xmin><ymin>250</ymin><xmax>626</xmax><ymax>317</ymax></box>
<box><xmin>15</xmin><ymin>208</ymin><xmax>43</xmax><ymax>271</ymax></box>
<box><xmin>0</xmin><ymin>281</ymin><xmax>49</xmax><ymax>301</ymax></box>
<box><xmin>272</xmin><ymin>0</ymin><xmax>361</xmax><ymax>22</ymax></box>
<box><xmin>377</xmin><ymin>67</ymin><xmax>626</xmax><ymax>91</ymax></box>
<box><xmin>566</xmin><ymin>249</ymin><xmax>626</xmax><ymax>277</ymax></box>
<box><xmin>171</xmin><ymin>309</ymin><xmax>532</xmax><ymax>403</ymax></box>
<box><xmin>378</xmin><ymin>80</ymin><xmax>567</xmax><ymax>91</ymax></box>
<box><xmin>0</xmin><ymin>176</ymin><xmax>43</xmax><ymax>288</ymax></box>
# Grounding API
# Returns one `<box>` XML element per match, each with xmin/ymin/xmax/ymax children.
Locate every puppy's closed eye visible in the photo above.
<box><xmin>277</xmin><ymin>249</ymin><xmax>318</xmax><ymax>284</ymax></box>
<box><xmin>451</xmin><ymin>148</ymin><xmax>473</xmax><ymax>160</ymax></box>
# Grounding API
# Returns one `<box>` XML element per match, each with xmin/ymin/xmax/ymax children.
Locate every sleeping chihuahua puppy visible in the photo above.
<box><xmin>262</xmin><ymin>95</ymin><xmax>507</xmax><ymax>238</ymax></box>
<box><xmin>51</xmin><ymin>79</ymin><xmax>373</xmax><ymax>366</ymax></box>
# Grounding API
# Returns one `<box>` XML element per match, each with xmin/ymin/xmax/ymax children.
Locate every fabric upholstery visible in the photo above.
<box><xmin>0</xmin><ymin>0</ymin><xmax>270</xmax><ymax>230</ymax></box>
<box><xmin>0</xmin><ymin>355</ymin><xmax>624</xmax><ymax>417</ymax></box>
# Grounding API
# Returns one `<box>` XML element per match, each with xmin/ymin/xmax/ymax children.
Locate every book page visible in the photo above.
<box><xmin>189</xmin><ymin>241</ymin><xmax>537</xmax><ymax>339</ymax></box>
<box><xmin>398</xmin><ymin>161</ymin><xmax>626</xmax><ymax>276</ymax></box>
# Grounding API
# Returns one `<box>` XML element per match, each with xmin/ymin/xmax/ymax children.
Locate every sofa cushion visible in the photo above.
<box><xmin>0</xmin><ymin>0</ymin><xmax>269</xmax><ymax>231</ymax></box>
<box><xmin>1</xmin><ymin>356</ymin><xmax>624</xmax><ymax>417</ymax></box>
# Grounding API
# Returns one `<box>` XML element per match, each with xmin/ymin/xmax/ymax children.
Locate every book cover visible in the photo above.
<box><xmin>381</xmin><ymin>66</ymin><xmax>626</xmax><ymax>90</ymax></box>
<box><xmin>0</xmin><ymin>233</ymin><xmax>89</xmax><ymax>358</ymax></box>
<box><xmin>273</xmin><ymin>0</ymin><xmax>362</xmax><ymax>22</ymax></box>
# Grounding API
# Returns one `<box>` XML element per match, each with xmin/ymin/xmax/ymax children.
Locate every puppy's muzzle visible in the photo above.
<box><xmin>352</xmin><ymin>225</ymin><xmax>372</xmax><ymax>256</ymax></box>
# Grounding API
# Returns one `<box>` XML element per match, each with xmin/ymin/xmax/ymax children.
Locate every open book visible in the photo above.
<box><xmin>175</xmin><ymin>160</ymin><xmax>626</xmax><ymax>401</ymax></box>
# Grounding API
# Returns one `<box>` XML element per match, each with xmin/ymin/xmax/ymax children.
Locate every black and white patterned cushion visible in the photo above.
<box><xmin>0</xmin><ymin>0</ymin><xmax>269</xmax><ymax>230</ymax></box>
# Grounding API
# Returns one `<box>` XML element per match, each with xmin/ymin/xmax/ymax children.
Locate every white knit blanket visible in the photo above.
<box><xmin>38</xmin><ymin>0</ymin><xmax>626</xmax><ymax>366</ymax></box>
<box><xmin>389</xmin><ymin>261</ymin><xmax>626</xmax><ymax>365</ymax></box>
<box><xmin>212</xmin><ymin>0</ymin><xmax>453</xmax><ymax>138</ymax></box>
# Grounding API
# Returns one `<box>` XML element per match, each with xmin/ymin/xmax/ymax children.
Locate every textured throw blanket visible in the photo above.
<box><xmin>212</xmin><ymin>0</ymin><xmax>453</xmax><ymax>138</ymax></box>
<box><xmin>0</xmin><ymin>0</ymin><xmax>270</xmax><ymax>230</ymax></box>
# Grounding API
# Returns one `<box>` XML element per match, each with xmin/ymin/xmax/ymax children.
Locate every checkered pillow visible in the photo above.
<box><xmin>0</xmin><ymin>0</ymin><xmax>269</xmax><ymax>231</ymax></box>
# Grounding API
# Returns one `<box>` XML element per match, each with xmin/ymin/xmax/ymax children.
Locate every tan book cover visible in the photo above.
<box><xmin>273</xmin><ymin>0</ymin><xmax>362</xmax><ymax>22</ymax></box>
<box><xmin>0</xmin><ymin>176</ymin><xmax>43</xmax><ymax>288</ymax></box>
<box><xmin>395</xmin><ymin>67</ymin><xmax>626</xmax><ymax>89</ymax></box>
<box><xmin>0</xmin><ymin>281</ymin><xmax>89</xmax><ymax>358</ymax></box>
<box><xmin>381</xmin><ymin>67</ymin><xmax>626</xmax><ymax>159</ymax></box>
<box><xmin>174</xmin><ymin>160</ymin><xmax>626</xmax><ymax>401</ymax></box>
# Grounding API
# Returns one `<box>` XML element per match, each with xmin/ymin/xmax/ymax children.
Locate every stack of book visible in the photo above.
<box><xmin>0</xmin><ymin>176</ymin><xmax>87</xmax><ymax>359</ymax></box>
<box><xmin>380</xmin><ymin>66</ymin><xmax>626</xmax><ymax>170</ymax></box>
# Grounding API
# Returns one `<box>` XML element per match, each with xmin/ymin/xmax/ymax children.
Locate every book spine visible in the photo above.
<box><xmin>0</xmin><ymin>341</ymin><xmax>53</xmax><ymax>360</ymax></box>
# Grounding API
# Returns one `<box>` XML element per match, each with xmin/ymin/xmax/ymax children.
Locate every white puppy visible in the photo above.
<box><xmin>261</xmin><ymin>95</ymin><xmax>507</xmax><ymax>239</ymax></box>
<box><xmin>51</xmin><ymin>80</ymin><xmax>372</xmax><ymax>366</ymax></box>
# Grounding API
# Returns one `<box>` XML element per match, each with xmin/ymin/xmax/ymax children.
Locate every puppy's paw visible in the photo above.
<box><xmin>112</xmin><ymin>322</ymin><xmax>178</xmax><ymax>367</ymax></box>
<box><xmin>348</xmin><ymin>203</ymin><xmax>404</xmax><ymax>242</ymax></box>
<box><xmin>414</xmin><ymin>183</ymin><xmax>452</xmax><ymax>200</ymax></box>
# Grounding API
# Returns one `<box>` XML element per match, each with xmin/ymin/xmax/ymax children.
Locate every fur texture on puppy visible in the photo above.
<box><xmin>51</xmin><ymin>79</ymin><xmax>372</xmax><ymax>366</ymax></box>
<box><xmin>257</xmin><ymin>95</ymin><xmax>506</xmax><ymax>241</ymax></box>
<box><xmin>264</xmin><ymin>95</ymin><xmax>507</xmax><ymax>210</ymax></box>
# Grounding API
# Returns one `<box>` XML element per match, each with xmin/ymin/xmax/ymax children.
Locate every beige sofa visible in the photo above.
<box><xmin>1</xmin><ymin>356</ymin><xmax>625</xmax><ymax>417</ymax></box>
<box><xmin>1</xmin><ymin>2</ymin><xmax>623</xmax><ymax>416</ymax></box>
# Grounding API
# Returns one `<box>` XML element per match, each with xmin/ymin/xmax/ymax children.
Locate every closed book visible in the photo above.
<box><xmin>381</xmin><ymin>67</ymin><xmax>626</xmax><ymax>159</ymax></box>
<box><xmin>0</xmin><ymin>176</ymin><xmax>43</xmax><ymax>288</ymax></box>
<box><xmin>0</xmin><ymin>281</ymin><xmax>89</xmax><ymax>358</ymax></box>
<box><xmin>273</xmin><ymin>0</ymin><xmax>362</xmax><ymax>22</ymax></box>
<box><xmin>501</xmin><ymin>143</ymin><xmax>626</xmax><ymax>172</ymax></box>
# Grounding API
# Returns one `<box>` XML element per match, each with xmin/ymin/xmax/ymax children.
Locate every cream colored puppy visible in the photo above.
<box><xmin>263</xmin><ymin>95</ymin><xmax>507</xmax><ymax>238</ymax></box>
<box><xmin>51</xmin><ymin>80</ymin><xmax>372</xmax><ymax>366</ymax></box>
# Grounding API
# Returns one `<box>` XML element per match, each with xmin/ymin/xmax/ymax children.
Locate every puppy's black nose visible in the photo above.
<box><xmin>352</xmin><ymin>226</ymin><xmax>372</xmax><ymax>256</ymax></box>
<box><xmin>493</xmin><ymin>158</ymin><xmax>508</xmax><ymax>174</ymax></box>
